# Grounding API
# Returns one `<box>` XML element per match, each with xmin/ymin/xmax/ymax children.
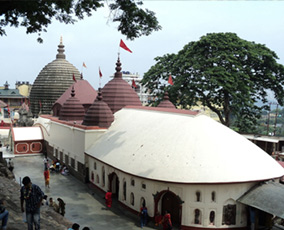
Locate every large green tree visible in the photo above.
<box><xmin>0</xmin><ymin>0</ymin><xmax>161</xmax><ymax>42</ymax></box>
<box><xmin>142</xmin><ymin>33</ymin><xmax>284</xmax><ymax>132</ymax></box>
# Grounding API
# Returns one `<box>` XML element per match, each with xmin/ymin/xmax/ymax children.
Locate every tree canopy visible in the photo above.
<box><xmin>141</xmin><ymin>32</ymin><xmax>284</xmax><ymax>133</ymax></box>
<box><xmin>0</xmin><ymin>0</ymin><xmax>161</xmax><ymax>42</ymax></box>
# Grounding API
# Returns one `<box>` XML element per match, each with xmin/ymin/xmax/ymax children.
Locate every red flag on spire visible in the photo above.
<box><xmin>168</xmin><ymin>75</ymin><xmax>173</xmax><ymax>85</ymax></box>
<box><xmin>73</xmin><ymin>73</ymin><xmax>77</xmax><ymax>82</ymax></box>
<box><xmin>99</xmin><ymin>68</ymin><xmax>103</xmax><ymax>78</ymax></box>
<box><xmin>119</xmin><ymin>39</ymin><xmax>132</xmax><ymax>53</ymax></box>
<box><xmin>132</xmin><ymin>79</ymin><xmax>137</xmax><ymax>88</ymax></box>
<box><xmin>83</xmin><ymin>62</ymin><xmax>87</xmax><ymax>68</ymax></box>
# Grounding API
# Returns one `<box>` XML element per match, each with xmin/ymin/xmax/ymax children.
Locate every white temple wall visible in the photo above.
<box><xmin>87</xmin><ymin>155</ymin><xmax>256</xmax><ymax>229</ymax></box>
<box><xmin>181</xmin><ymin>183</ymin><xmax>253</xmax><ymax>228</ymax></box>
<box><xmin>46</xmin><ymin>122</ymin><xmax>85</xmax><ymax>163</ymax></box>
<box><xmin>36</xmin><ymin>117</ymin><xmax>105</xmax><ymax>167</ymax></box>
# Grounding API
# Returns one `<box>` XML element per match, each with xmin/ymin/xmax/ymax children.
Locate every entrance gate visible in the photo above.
<box><xmin>108</xmin><ymin>172</ymin><xmax>119</xmax><ymax>199</ymax></box>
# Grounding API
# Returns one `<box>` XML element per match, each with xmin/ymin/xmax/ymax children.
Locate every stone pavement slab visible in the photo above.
<box><xmin>12</xmin><ymin>155</ymin><xmax>157</xmax><ymax>230</ymax></box>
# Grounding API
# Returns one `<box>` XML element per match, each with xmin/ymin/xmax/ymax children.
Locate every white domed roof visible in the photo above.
<box><xmin>85</xmin><ymin>107</ymin><xmax>284</xmax><ymax>183</ymax></box>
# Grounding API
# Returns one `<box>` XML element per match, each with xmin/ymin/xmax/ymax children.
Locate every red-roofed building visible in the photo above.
<box><xmin>52</xmin><ymin>79</ymin><xmax>97</xmax><ymax>117</ymax></box>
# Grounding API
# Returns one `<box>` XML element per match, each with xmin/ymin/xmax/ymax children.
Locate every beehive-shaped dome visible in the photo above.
<box><xmin>30</xmin><ymin>38</ymin><xmax>80</xmax><ymax>116</ymax></box>
<box><xmin>82</xmin><ymin>89</ymin><xmax>114</xmax><ymax>128</ymax></box>
<box><xmin>101</xmin><ymin>58</ymin><xmax>141</xmax><ymax>114</ymax></box>
<box><xmin>157</xmin><ymin>92</ymin><xmax>176</xmax><ymax>109</ymax></box>
<box><xmin>59</xmin><ymin>87</ymin><xmax>85</xmax><ymax>121</ymax></box>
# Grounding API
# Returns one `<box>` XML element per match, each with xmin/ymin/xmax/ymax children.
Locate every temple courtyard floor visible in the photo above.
<box><xmin>6</xmin><ymin>152</ymin><xmax>157</xmax><ymax>230</ymax></box>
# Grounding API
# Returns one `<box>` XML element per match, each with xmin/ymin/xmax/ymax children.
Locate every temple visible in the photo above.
<box><xmin>6</xmin><ymin>40</ymin><xmax>284</xmax><ymax>230</ymax></box>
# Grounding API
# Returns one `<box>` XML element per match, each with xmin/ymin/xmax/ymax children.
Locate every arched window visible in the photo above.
<box><xmin>96</xmin><ymin>175</ymin><xmax>99</xmax><ymax>184</ymax></box>
<box><xmin>102</xmin><ymin>166</ymin><xmax>105</xmax><ymax>187</ymax></box>
<box><xmin>194</xmin><ymin>209</ymin><xmax>201</xmax><ymax>224</ymax></box>
<box><xmin>141</xmin><ymin>182</ymin><xmax>146</xmax><ymax>189</ymax></box>
<box><xmin>211</xmin><ymin>191</ymin><xmax>216</xmax><ymax>202</ymax></box>
<box><xmin>123</xmin><ymin>179</ymin><xmax>127</xmax><ymax>201</ymax></box>
<box><xmin>131</xmin><ymin>178</ymin><xmax>135</xmax><ymax>186</ymax></box>
<box><xmin>130</xmin><ymin>192</ymin><xmax>135</xmax><ymax>206</ymax></box>
<box><xmin>209</xmin><ymin>211</ymin><xmax>215</xmax><ymax>225</ymax></box>
<box><xmin>91</xmin><ymin>171</ymin><xmax>94</xmax><ymax>181</ymax></box>
<box><xmin>140</xmin><ymin>197</ymin><xmax>146</xmax><ymax>207</ymax></box>
<box><xmin>94</xmin><ymin>162</ymin><xmax>97</xmax><ymax>170</ymax></box>
<box><xmin>196</xmin><ymin>191</ymin><xmax>201</xmax><ymax>202</ymax></box>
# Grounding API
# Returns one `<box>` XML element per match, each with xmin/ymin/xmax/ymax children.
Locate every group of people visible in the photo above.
<box><xmin>43</xmin><ymin>156</ymin><xmax>70</xmax><ymax>188</ymax></box>
<box><xmin>0</xmin><ymin>156</ymin><xmax>174</xmax><ymax>230</ymax></box>
<box><xmin>48</xmin><ymin>197</ymin><xmax>66</xmax><ymax>216</ymax></box>
<box><xmin>19</xmin><ymin>176</ymin><xmax>70</xmax><ymax>229</ymax></box>
<box><xmin>68</xmin><ymin>223</ymin><xmax>90</xmax><ymax>230</ymax></box>
<box><xmin>161</xmin><ymin>211</ymin><xmax>173</xmax><ymax>230</ymax></box>
<box><xmin>47</xmin><ymin>157</ymin><xmax>60</xmax><ymax>173</ymax></box>
<box><xmin>154</xmin><ymin>210</ymin><xmax>172</xmax><ymax>230</ymax></box>
<box><xmin>139</xmin><ymin>203</ymin><xmax>172</xmax><ymax>230</ymax></box>
<box><xmin>46</xmin><ymin>157</ymin><xmax>69</xmax><ymax>175</ymax></box>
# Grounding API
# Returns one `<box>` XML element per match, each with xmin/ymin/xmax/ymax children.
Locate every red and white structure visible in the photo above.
<box><xmin>9</xmin><ymin>126</ymin><xmax>43</xmax><ymax>154</ymax></box>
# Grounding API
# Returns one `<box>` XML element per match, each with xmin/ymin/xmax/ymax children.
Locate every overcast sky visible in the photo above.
<box><xmin>0</xmin><ymin>1</ymin><xmax>283</xmax><ymax>102</ymax></box>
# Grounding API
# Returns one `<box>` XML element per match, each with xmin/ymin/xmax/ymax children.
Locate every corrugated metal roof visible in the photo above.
<box><xmin>0</xmin><ymin>89</ymin><xmax>25</xmax><ymax>98</ymax></box>
<box><xmin>238</xmin><ymin>181</ymin><xmax>284</xmax><ymax>218</ymax></box>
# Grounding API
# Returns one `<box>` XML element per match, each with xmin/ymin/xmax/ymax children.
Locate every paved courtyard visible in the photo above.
<box><xmin>7</xmin><ymin>152</ymin><xmax>157</xmax><ymax>230</ymax></box>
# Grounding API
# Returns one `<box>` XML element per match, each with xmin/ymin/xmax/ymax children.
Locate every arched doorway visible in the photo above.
<box><xmin>162</xmin><ymin>192</ymin><xmax>181</xmax><ymax>226</ymax></box>
<box><xmin>154</xmin><ymin>190</ymin><xmax>182</xmax><ymax>227</ymax></box>
<box><xmin>108</xmin><ymin>172</ymin><xmax>119</xmax><ymax>199</ymax></box>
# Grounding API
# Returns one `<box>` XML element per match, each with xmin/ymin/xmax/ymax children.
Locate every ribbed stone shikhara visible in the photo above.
<box><xmin>102</xmin><ymin>58</ymin><xmax>142</xmax><ymax>114</ymax></box>
<box><xmin>82</xmin><ymin>89</ymin><xmax>114</xmax><ymax>128</ymax></box>
<box><xmin>59</xmin><ymin>86</ymin><xmax>85</xmax><ymax>121</ymax></box>
<box><xmin>29</xmin><ymin>38</ymin><xmax>80</xmax><ymax>116</ymax></box>
<box><xmin>157</xmin><ymin>92</ymin><xmax>176</xmax><ymax>109</ymax></box>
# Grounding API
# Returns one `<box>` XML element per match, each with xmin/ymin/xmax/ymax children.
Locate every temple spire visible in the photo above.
<box><xmin>97</xmin><ymin>88</ymin><xmax>102</xmax><ymax>101</ymax></box>
<box><xmin>114</xmin><ymin>57</ymin><xmax>122</xmax><ymax>79</ymax></box>
<box><xmin>56</xmin><ymin>36</ymin><xmax>66</xmax><ymax>59</ymax></box>
<box><xmin>71</xmin><ymin>86</ymin><xmax>75</xmax><ymax>97</ymax></box>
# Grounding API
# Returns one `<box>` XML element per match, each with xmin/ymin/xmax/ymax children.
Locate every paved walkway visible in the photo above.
<box><xmin>10</xmin><ymin>153</ymin><xmax>157</xmax><ymax>230</ymax></box>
